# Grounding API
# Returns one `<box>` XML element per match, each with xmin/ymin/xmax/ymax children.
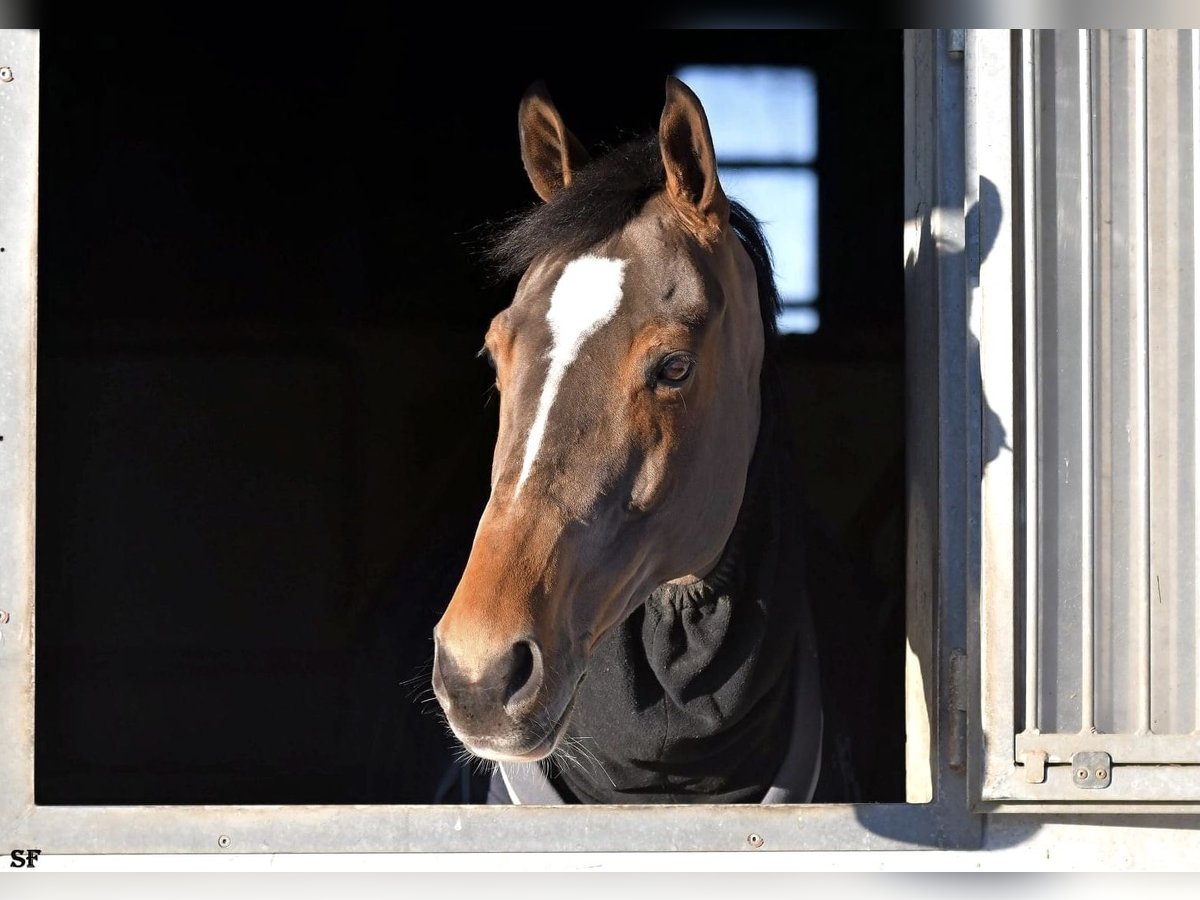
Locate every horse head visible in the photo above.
<box><xmin>432</xmin><ymin>78</ymin><xmax>767</xmax><ymax>762</ymax></box>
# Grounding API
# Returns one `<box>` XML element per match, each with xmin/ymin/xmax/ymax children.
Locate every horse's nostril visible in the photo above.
<box><xmin>504</xmin><ymin>638</ymin><xmax>542</xmax><ymax>711</ymax></box>
<box><xmin>433</xmin><ymin>628</ymin><xmax>544</xmax><ymax>719</ymax></box>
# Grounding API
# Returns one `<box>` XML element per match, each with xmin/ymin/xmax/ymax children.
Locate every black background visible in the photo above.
<box><xmin>35</xmin><ymin>30</ymin><xmax>906</xmax><ymax>804</ymax></box>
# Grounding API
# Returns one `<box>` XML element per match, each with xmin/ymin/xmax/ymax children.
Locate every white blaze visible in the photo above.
<box><xmin>514</xmin><ymin>255</ymin><xmax>626</xmax><ymax>497</ymax></box>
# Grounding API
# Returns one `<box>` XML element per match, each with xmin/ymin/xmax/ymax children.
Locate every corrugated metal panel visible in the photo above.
<box><xmin>979</xmin><ymin>29</ymin><xmax>1200</xmax><ymax>805</ymax></box>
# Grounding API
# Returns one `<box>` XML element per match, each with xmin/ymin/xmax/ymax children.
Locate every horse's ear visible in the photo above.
<box><xmin>658</xmin><ymin>76</ymin><xmax>729</xmax><ymax>244</ymax></box>
<box><xmin>519</xmin><ymin>81</ymin><xmax>590</xmax><ymax>202</ymax></box>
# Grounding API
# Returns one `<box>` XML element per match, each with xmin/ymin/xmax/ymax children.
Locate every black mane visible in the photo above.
<box><xmin>486</xmin><ymin>135</ymin><xmax>782</xmax><ymax>351</ymax></box>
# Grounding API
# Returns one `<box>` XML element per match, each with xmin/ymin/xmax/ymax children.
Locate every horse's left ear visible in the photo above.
<box><xmin>659</xmin><ymin>76</ymin><xmax>729</xmax><ymax>244</ymax></box>
<box><xmin>519</xmin><ymin>81</ymin><xmax>591</xmax><ymax>202</ymax></box>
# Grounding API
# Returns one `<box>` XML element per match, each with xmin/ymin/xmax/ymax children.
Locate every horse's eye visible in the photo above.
<box><xmin>656</xmin><ymin>353</ymin><xmax>695</xmax><ymax>386</ymax></box>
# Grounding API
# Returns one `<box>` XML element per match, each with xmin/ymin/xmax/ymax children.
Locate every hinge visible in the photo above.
<box><xmin>947</xmin><ymin>29</ymin><xmax>966</xmax><ymax>58</ymax></box>
<box><xmin>1071</xmin><ymin>751</ymin><xmax>1113</xmax><ymax>789</ymax></box>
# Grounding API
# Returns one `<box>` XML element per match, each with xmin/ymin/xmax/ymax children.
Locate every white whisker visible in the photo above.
<box><xmin>561</xmin><ymin>735</ymin><xmax>615</xmax><ymax>787</ymax></box>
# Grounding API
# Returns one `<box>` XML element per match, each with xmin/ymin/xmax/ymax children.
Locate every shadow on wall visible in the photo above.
<box><xmin>971</xmin><ymin>175</ymin><xmax>1012</xmax><ymax>467</ymax></box>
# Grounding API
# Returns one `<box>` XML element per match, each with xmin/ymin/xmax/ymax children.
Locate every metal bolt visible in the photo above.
<box><xmin>217</xmin><ymin>834</ymin><xmax>231</xmax><ymax>849</ymax></box>
<box><xmin>1096</xmin><ymin>768</ymin><xmax>1108</xmax><ymax>780</ymax></box>
<box><xmin>1076</xmin><ymin>768</ymin><xmax>1089</xmax><ymax>780</ymax></box>
<box><xmin>747</xmin><ymin>833</ymin><xmax>764</xmax><ymax>849</ymax></box>
<box><xmin>0</xmin><ymin>67</ymin><xmax>12</xmax><ymax>83</ymax></box>
<box><xmin>0</xmin><ymin>610</ymin><xmax>9</xmax><ymax>625</ymax></box>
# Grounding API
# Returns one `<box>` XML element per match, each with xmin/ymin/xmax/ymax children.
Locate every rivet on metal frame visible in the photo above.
<box><xmin>1071</xmin><ymin>751</ymin><xmax>1113</xmax><ymax>789</ymax></box>
<box><xmin>0</xmin><ymin>67</ymin><xmax>13</xmax><ymax>83</ymax></box>
<box><xmin>746</xmin><ymin>833</ymin><xmax>764</xmax><ymax>849</ymax></box>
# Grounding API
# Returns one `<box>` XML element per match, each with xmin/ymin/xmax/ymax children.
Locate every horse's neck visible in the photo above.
<box><xmin>554</xmin><ymin>403</ymin><xmax>819</xmax><ymax>803</ymax></box>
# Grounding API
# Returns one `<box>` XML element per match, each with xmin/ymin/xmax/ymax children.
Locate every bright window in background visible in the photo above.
<box><xmin>676</xmin><ymin>65</ymin><xmax>819</xmax><ymax>334</ymax></box>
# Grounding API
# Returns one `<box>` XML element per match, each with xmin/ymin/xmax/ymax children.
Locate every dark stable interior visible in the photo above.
<box><xmin>35</xmin><ymin>30</ymin><xmax>905</xmax><ymax>804</ymax></box>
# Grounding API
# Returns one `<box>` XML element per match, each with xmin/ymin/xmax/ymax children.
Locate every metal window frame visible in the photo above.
<box><xmin>0</xmin><ymin>28</ymin><xmax>986</xmax><ymax>854</ymax></box>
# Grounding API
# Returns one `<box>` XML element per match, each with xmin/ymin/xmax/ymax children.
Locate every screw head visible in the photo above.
<box><xmin>217</xmin><ymin>834</ymin><xmax>231</xmax><ymax>848</ymax></box>
<box><xmin>1096</xmin><ymin>768</ymin><xmax>1108</xmax><ymax>780</ymax></box>
<box><xmin>0</xmin><ymin>67</ymin><xmax>13</xmax><ymax>83</ymax></box>
<box><xmin>1076</xmin><ymin>768</ymin><xmax>1089</xmax><ymax>780</ymax></box>
<box><xmin>747</xmin><ymin>833</ymin><xmax>764</xmax><ymax>849</ymax></box>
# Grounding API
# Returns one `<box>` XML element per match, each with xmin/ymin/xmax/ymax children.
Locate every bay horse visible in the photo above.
<box><xmin>431</xmin><ymin>77</ymin><xmax>825</xmax><ymax>804</ymax></box>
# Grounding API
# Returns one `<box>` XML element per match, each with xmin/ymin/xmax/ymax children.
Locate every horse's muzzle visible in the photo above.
<box><xmin>431</xmin><ymin>631</ymin><xmax>564</xmax><ymax>760</ymax></box>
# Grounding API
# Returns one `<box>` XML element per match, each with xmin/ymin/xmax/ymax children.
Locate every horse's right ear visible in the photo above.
<box><xmin>518</xmin><ymin>82</ymin><xmax>590</xmax><ymax>202</ymax></box>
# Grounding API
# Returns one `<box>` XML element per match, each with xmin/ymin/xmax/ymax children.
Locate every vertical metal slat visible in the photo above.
<box><xmin>1135</xmin><ymin>28</ymin><xmax>1153</xmax><ymax>735</ymax></box>
<box><xmin>1192</xmin><ymin>28</ymin><xmax>1200</xmax><ymax>736</ymax></box>
<box><xmin>1023</xmin><ymin>28</ymin><xmax>1041</xmax><ymax>736</ymax></box>
<box><xmin>1079</xmin><ymin>28</ymin><xmax>1097</xmax><ymax>734</ymax></box>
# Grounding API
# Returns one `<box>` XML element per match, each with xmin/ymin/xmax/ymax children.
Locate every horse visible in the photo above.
<box><xmin>431</xmin><ymin>77</ymin><xmax>827</xmax><ymax>804</ymax></box>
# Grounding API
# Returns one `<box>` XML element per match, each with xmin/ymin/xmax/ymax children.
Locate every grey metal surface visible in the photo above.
<box><xmin>1016</xmin><ymin>731</ymin><xmax>1200</xmax><ymax>764</ymax></box>
<box><xmin>1145</xmin><ymin>28</ymin><xmax>1198</xmax><ymax>737</ymax></box>
<box><xmin>968</xmin><ymin>26</ymin><xmax>1020</xmax><ymax>808</ymax></box>
<box><xmin>1021</xmin><ymin>26</ymin><xmax>1041</xmax><ymax>748</ymax></box>
<box><xmin>902</xmin><ymin>28</ymin><xmax>938</xmax><ymax>804</ymax></box>
<box><xmin>1093</xmin><ymin>27</ymin><xmax>1150</xmax><ymax>738</ymax></box>
<box><xmin>1072</xmin><ymin>752</ymin><xmax>1113</xmax><ymax>789</ymax></box>
<box><xmin>6</xmin><ymin>802</ymin><xmax>988</xmax><ymax>855</ymax></box>
<box><xmin>1035</xmin><ymin>28</ymin><xmax>1089</xmax><ymax>736</ymax></box>
<box><xmin>0</xmin><ymin>27</ymin><xmax>38</xmax><ymax>829</ymax></box>
<box><xmin>900</xmin><ymin>29</ymin><xmax>985</xmax><ymax>847</ymax></box>
<box><xmin>979</xmin><ymin>29</ymin><xmax>1200</xmax><ymax>806</ymax></box>
<box><xmin>1038</xmin><ymin>26</ymin><xmax>1198</xmax><ymax>751</ymax></box>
